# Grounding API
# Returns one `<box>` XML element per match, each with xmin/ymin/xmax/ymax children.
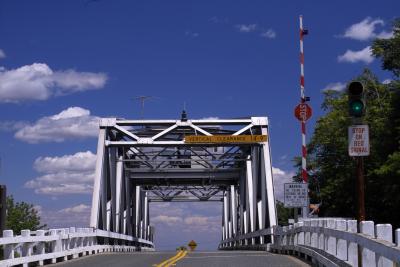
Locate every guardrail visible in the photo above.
<box><xmin>0</xmin><ymin>227</ymin><xmax>154</xmax><ymax>267</ymax></box>
<box><xmin>219</xmin><ymin>218</ymin><xmax>400</xmax><ymax>267</ymax></box>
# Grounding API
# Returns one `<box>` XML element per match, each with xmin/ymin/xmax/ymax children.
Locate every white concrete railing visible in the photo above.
<box><xmin>219</xmin><ymin>218</ymin><xmax>400</xmax><ymax>267</ymax></box>
<box><xmin>0</xmin><ymin>227</ymin><xmax>154</xmax><ymax>267</ymax></box>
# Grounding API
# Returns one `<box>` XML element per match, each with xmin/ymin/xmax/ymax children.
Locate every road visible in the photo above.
<box><xmin>52</xmin><ymin>250</ymin><xmax>310</xmax><ymax>267</ymax></box>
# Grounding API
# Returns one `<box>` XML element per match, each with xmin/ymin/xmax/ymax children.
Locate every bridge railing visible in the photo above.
<box><xmin>219</xmin><ymin>218</ymin><xmax>400</xmax><ymax>267</ymax></box>
<box><xmin>0</xmin><ymin>227</ymin><xmax>154</xmax><ymax>267</ymax></box>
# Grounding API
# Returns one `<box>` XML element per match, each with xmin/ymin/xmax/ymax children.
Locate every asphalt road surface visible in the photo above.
<box><xmin>52</xmin><ymin>251</ymin><xmax>310</xmax><ymax>267</ymax></box>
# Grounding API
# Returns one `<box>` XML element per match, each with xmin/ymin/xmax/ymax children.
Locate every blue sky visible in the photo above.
<box><xmin>0</xmin><ymin>0</ymin><xmax>398</xmax><ymax>250</ymax></box>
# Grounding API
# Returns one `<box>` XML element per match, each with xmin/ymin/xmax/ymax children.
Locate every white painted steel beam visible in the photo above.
<box><xmin>246</xmin><ymin>156</ymin><xmax>256</xmax><ymax>244</ymax></box>
<box><xmin>261</xmin><ymin>127</ymin><xmax>277</xmax><ymax>227</ymax></box>
<box><xmin>90</xmin><ymin>129</ymin><xmax>106</xmax><ymax>228</ymax></box>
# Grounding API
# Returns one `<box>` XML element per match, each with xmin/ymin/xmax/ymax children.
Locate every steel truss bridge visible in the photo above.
<box><xmin>90</xmin><ymin>116</ymin><xmax>277</xmax><ymax>242</ymax></box>
<box><xmin>1</xmin><ymin>116</ymin><xmax>400</xmax><ymax>266</ymax></box>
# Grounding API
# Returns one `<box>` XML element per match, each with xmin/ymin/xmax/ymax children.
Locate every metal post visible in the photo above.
<box><xmin>0</xmin><ymin>185</ymin><xmax>6</xmax><ymax>236</ymax></box>
<box><xmin>356</xmin><ymin>157</ymin><xmax>365</xmax><ymax>221</ymax></box>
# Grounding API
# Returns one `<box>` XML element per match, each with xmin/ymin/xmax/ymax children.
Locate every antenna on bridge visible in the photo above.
<box><xmin>134</xmin><ymin>96</ymin><xmax>157</xmax><ymax>119</ymax></box>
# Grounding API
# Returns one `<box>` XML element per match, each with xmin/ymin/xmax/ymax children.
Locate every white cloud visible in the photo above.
<box><xmin>37</xmin><ymin>204</ymin><xmax>91</xmax><ymax>228</ymax></box>
<box><xmin>0</xmin><ymin>63</ymin><xmax>107</xmax><ymax>102</ymax></box>
<box><xmin>15</xmin><ymin>107</ymin><xmax>99</xmax><ymax>143</ymax></box>
<box><xmin>377</xmin><ymin>31</ymin><xmax>394</xmax><ymax>39</ymax></box>
<box><xmin>338</xmin><ymin>46</ymin><xmax>374</xmax><ymax>64</ymax></box>
<box><xmin>59</xmin><ymin>204</ymin><xmax>91</xmax><ymax>214</ymax></box>
<box><xmin>343</xmin><ymin>17</ymin><xmax>384</xmax><ymax>41</ymax></box>
<box><xmin>235</xmin><ymin>24</ymin><xmax>257</xmax><ymax>33</ymax></box>
<box><xmin>185</xmin><ymin>31</ymin><xmax>199</xmax><ymax>38</ymax></box>
<box><xmin>25</xmin><ymin>151</ymin><xmax>96</xmax><ymax>195</ymax></box>
<box><xmin>322</xmin><ymin>82</ymin><xmax>346</xmax><ymax>92</ymax></box>
<box><xmin>382</xmin><ymin>79</ymin><xmax>392</xmax><ymax>84</ymax></box>
<box><xmin>34</xmin><ymin>151</ymin><xmax>96</xmax><ymax>173</ymax></box>
<box><xmin>260</xmin><ymin>29</ymin><xmax>276</xmax><ymax>39</ymax></box>
<box><xmin>272</xmin><ymin>167</ymin><xmax>295</xmax><ymax>202</ymax></box>
<box><xmin>152</xmin><ymin>215</ymin><xmax>182</xmax><ymax>226</ymax></box>
<box><xmin>0</xmin><ymin>121</ymin><xmax>28</xmax><ymax>131</ymax></box>
<box><xmin>0</xmin><ymin>49</ymin><xmax>5</xmax><ymax>59</ymax></box>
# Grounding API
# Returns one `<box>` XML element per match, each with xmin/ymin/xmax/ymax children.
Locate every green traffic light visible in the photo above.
<box><xmin>350</xmin><ymin>100</ymin><xmax>364</xmax><ymax>116</ymax></box>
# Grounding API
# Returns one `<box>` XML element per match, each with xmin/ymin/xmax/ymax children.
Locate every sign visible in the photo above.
<box><xmin>284</xmin><ymin>183</ymin><xmax>308</xmax><ymax>208</ymax></box>
<box><xmin>185</xmin><ymin>135</ymin><xmax>267</xmax><ymax>144</ymax></box>
<box><xmin>188</xmin><ymin>240</ymin><xmax>197</xmax><ymax>251</ymax></box>
<box><xmin>294</xmin><ymin>103</ymin><xmax>312</xmax><ymax>122</ymax></box>
<box><xmin>348</xmin><ymin>125</ymin><xmax>369</xmax><ymax>156</ymax></box>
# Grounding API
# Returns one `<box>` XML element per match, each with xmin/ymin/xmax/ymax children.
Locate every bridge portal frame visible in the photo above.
<box><xmin>90</xmin><ymin>116</ymin><xmax>277</xmax><ymax>243</ymax></box>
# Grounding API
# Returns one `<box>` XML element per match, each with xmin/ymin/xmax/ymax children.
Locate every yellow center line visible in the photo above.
<box><xmin>166</xmin><ymin>250</ymin><xmax>188</xmax><ymax>267</ymax></box>
<box><xmin>154</xmin><ymin>251</ymin><xmax>184</xmax><ymax>267</ymax></box>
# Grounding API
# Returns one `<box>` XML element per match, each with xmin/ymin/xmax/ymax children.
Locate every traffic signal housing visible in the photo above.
<box><xmin>348</xmin><ymin>81</ymin><xmax>365</xmax><ymax>117</ymax></box>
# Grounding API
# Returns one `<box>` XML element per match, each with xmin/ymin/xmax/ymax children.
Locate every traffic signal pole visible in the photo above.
<box><xmin>356</xmin><ymin>157</ymin><xmax>366</xmax><ymax>221</ymax></box>
<box><xmin>347</xmin><ymin>81</ymin><xmax>367</xmax><ymax>222</ymax></box>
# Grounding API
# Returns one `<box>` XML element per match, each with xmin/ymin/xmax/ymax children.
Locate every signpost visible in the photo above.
<box><xmin>348</xmin><ymin>124</ymin><xmax>369</xmax><ymax>221</ymax></box>
<box><xmin>284</xmin><ymin>183</ymin><xmax>308</xmax><ymax>208</ymax></box>
<box><xmin>348</xmin><ymin>125</ymin><xmax>370</xmax><ymax>156</ymax></box>
<box><xmin>294</xmin><ymin>103</ymin><xmax>312</xmax><ymax>122</ymax></box>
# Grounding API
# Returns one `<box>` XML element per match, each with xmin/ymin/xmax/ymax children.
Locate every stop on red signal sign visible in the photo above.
<box><xmin>294</xmin><ymin>103</ymin><xmax>312</xmax><ymax>122</ymax></box>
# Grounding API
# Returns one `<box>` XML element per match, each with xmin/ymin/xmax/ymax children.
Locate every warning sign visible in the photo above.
<box><xmin>284</xmin><ymin>183</ymin><xmax>308</xmax><ymax>208</ymax></box>
<box><xmin>185</xmin><ymin>135</ymin><xmax>267</xmax><ymax>144</ymax></box>
<box><xmin>348</xmin><ymin>125</ymin><xmax>370</xmax><ymax>156</ymax></box>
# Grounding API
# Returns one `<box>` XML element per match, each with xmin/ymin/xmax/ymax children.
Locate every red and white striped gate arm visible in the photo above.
<box><xmin>299</xmin><ymin>15</ymin><xmax>308</xmax><ymax>182</ymax></box>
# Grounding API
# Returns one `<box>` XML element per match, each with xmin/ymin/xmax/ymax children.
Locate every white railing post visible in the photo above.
<box><xmin>297</xmin><ymin>221</ymin><xmax>304</xmax><ymax>245</ymax></box>
<box><xmin>293</xmin><ymin>223</ymin><xmax>298</xmax><ymax>245</ymax></box>
<box><xmin>21</xmin><ymin>230</ymin><xmax>32</xmax><ymax>267</ymax></box>
<box><xmin>375</xmin><ymin>224</ymin><xmax>393</xmax><ymax>267</ymax></box>
<box><xmin>327</xmin><ymin>219</ymin><xmax>336</xmax><ymax>256</ymax></box>
<box><xmin>36</xmin><ymin>230</ymin><xmax>46</xmax><ymax>266</ymax></box>
<box><xmin>336</xmin><ymin>219</ymin><xmax>347</xmax><ymax>261</ymax></box>
<box><xmin>310</xmin><ymin>220</ymin><xmax>318</xmax><ymax>248</ymax></box>
<box><xmin>282</xmin><ymin>226</ymin><xmax>288</xmax><ymax>246</ymax></box>
<box><xmin>304</xmin><ymin>220</ymin><xmax>311</xmax><ymax>246</ymax></box>
<box><xmin>347</xmin><ymin>220</ymin><xmax>358</xmax><ymax>267</ymax></box>
<box><xmin>50</xmin><ymin>229</ymin><xmax>61</xmax><ymax>264</ymax></box>
<box><xmin>318</xmin><ymin>219</ymin><xmax>325</xmax><ymax>250</ymax></box>
<box><xmin>360</xmin><ymin>221</ymin><xmax>376</xmax><ymax>267</ymax></box>
<box><xmin>3</xmin><ymin>230</ymin><xmax>14</xmax><ymax>259</ymax></box>
<box><xmin>288</xmin><ymin>225</ymin><xmax>293</xmax><ymax>245</ymax></box>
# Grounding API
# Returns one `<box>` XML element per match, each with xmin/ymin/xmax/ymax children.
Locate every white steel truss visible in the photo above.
<box><xmin>90</xmin><ymin>116</ymin><xmax>277</xmax><ymax>243</ymax></box>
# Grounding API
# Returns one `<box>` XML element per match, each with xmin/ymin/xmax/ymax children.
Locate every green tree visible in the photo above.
<box><xmin>6</xmin><ymin>196</ymin><xmax>46</xmax><ymax>234</ymax></box>
<box><xmin>276</xmin><ymin>201</ymin><xmax>293</xmax><ymax>226</ymax></box>
<box><xmin>372</xmin><ymin>19</ymin><xmax>400</xmax><ymax>77</ymax></box>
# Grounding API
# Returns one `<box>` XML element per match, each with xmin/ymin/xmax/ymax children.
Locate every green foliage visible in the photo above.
<box><xmin>276</xmin><ymin>201</ymin><xmax>293</xmax><ymax>226</ymax></box>
<box><xmin>372</xmin><ymin>19</ymin><xmax>400</xmax><ymax>77</ymax></box>
<box><xmin>6</xmin><ymin>196</ymin><xmax>46</xmax><ymax>234</ymax></box>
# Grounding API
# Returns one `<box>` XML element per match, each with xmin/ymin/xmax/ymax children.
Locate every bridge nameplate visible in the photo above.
<box><xmin>185</xmin><ymin>135</ymin><xmax>267</xmax><ymax>144</ymax></box>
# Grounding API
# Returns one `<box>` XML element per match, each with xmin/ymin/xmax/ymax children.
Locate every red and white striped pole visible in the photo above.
<box><xmin>299</xmin><ymin>15</ymin><xmax>308</xmax><ymax>183</ymax></box>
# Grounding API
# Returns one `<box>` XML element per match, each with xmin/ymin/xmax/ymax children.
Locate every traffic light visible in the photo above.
<box><xmin>348</xmin><ymin>81</ymin><xmax>365</xmax><ymax>117</ymax></box>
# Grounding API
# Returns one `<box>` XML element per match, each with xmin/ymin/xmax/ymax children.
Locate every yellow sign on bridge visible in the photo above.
<box><xmin>185</xmin><ymin>135</ymin><xmax>267</xmax><ymax>144</ymax></box>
